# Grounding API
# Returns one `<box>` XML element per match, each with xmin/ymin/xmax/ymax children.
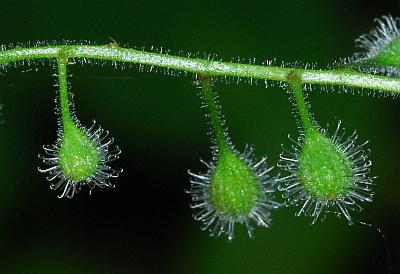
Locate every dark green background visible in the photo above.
<box><xmin>0</xmin><ymin>0</ymin><xmax>398</xmax><ymax>273</ymax></box>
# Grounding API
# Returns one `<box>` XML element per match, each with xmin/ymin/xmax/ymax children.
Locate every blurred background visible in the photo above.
<box><xmin>0</xmin><ymin>0</ymin><xmax>398</xmax><ymax>273</ymax></box>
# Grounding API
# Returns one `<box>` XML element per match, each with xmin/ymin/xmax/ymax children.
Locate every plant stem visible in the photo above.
<box><xmin>287</xmin><ymin>72</ymin><xmax>314</xmax><ymax>132</ymax></box>
<box><xmin>0</xmin><ymin>45</ymin><xmax>399</xmax><ymax>93</ymax></box>
<box><xmin>57</xmin><ymin>54</ymin><xmax>73</xmax><ymax>129</ymax></box>
<box><xmin>200</xmin><ymin>76</ymin><xmax>230</xmax><ymax>152</ymax></box>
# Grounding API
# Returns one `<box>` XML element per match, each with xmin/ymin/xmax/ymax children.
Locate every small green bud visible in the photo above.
<box><xmin>39</xmin><ymin>120</ymin><xmax>122</xmax><ymax>199</ymax></box>
<box><xmin>210</xmin><ymin>149</ymin><xmax>260</xmax><ymax>216</ymax></box>
<box><xmin>279</xmin><ymin>122</ymin><xmax>374</xmax><ymax>224</ymax></box>
<box><xmin>58</xmin><ymin>122</ymin><xmax>100</xmax><ymax>182</ymax></box>
<box><xmin>188</xmin><ymin>145</ymin><xmax>279</xmax><ymax>240</ymax></box>
<box><xmin>39</xmin><ymin>57</ymin><xmax>122</xmax><ymax>198</ymax></box>
<box><xmin>188</xmin><ymin>77</ymin><xmax>279</xmax><ymax>240</ymax></box>
<box><xmin>350</xmin><ymin>15</ymin><xmax>400</xmax><ymax>77</ymax></box>
<box><xmin>298</xmin><ymin>130</ymin><xmax>352</xmax><ymax>201</ymax></box>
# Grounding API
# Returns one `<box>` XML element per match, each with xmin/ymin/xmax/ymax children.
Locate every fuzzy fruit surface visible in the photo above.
<box><xmin>58</xmin><ymin>123</ymin><xmax>100</xmax><ymax>181</ymax></box>
<box><xmin>299</xmin><ymin>130</ymin><xmax>353</xmax><ymax>200</ymax></box>
<box><xmin>367</xmin><ymin>37</ymin><xmax>400</xmax><ymax>68</ymax></box>
<box><xmin>210</xmin><ymin>149</ymin><xmax>260</xmax><ymax>216</ymax></box>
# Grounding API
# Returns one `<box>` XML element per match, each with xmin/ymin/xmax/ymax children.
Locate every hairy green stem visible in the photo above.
<box><xmin>288</xmin><ymin>72</ymin><xmax>314</xmax><ymax>132</ymax></box>
<box><xmin>0</xmin><ymin>45</ymin><xmax>399</xmax><ymax>93</ymax></box>
<box><xmin>57</xmin><ymin>54</ymin><xmax>73</xmax><ymax>128</ymax></box>
<box><xmin>200</xmin><ymin>77</ymin><xmax>230</xmax><ymax>151</ymax></box>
